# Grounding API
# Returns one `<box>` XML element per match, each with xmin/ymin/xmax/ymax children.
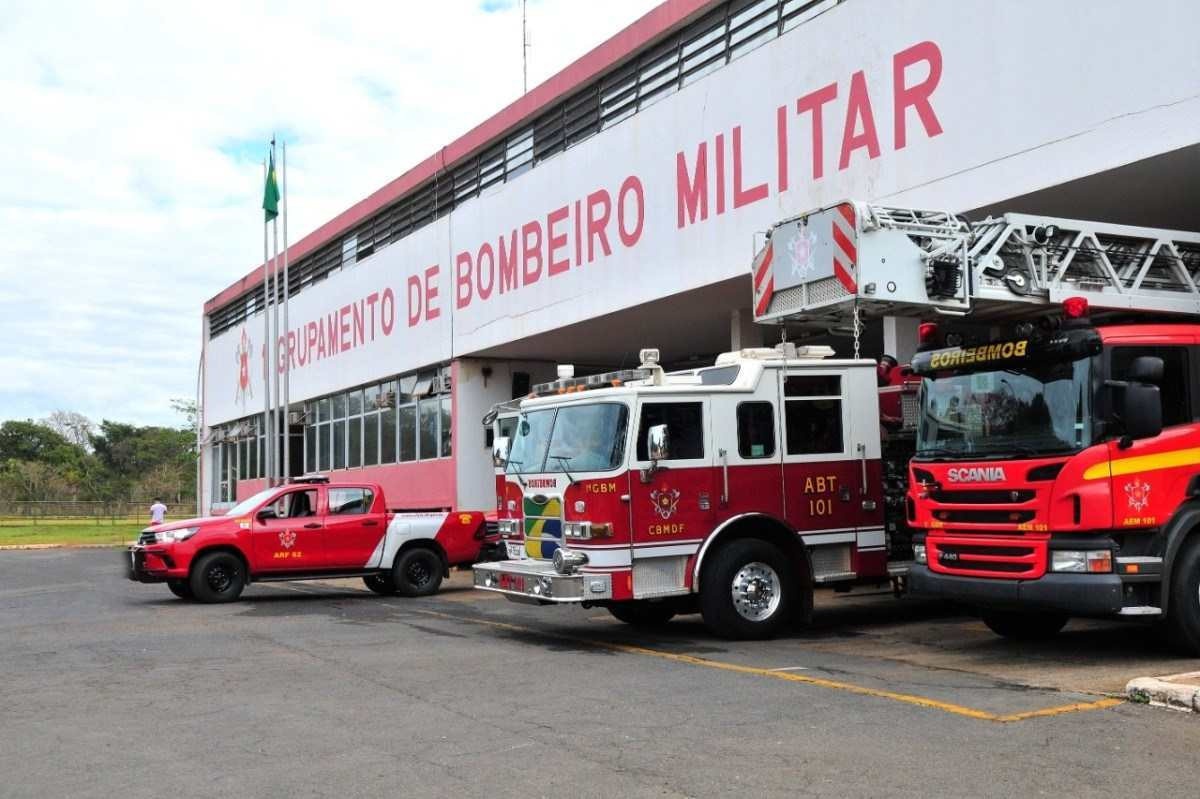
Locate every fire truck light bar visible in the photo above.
<box><xmin>531</xmin><ymin>368</ymin><xmax>651</xmax><ymax>397</ymax></box>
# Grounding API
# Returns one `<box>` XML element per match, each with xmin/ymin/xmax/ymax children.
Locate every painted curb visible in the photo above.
<box><xmin>1125</xmin><ymin>672</ymin><xmax>1200</xmax><ymax>712</ymax></box>
<box><xmin>0</xmin><ymin>543</ymin><xmax>129</xmax><ymax>551</ymax></box>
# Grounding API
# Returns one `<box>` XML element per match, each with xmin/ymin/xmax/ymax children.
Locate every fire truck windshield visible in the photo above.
<box><xmin>506</xmin><ymin>403</ymin><xmax>628</xmax><ymax>474</ymax></box>
<box><xmin>915</xmin><ymin>358</ymin><xmax>1092</xmax><ymax>459</ymax></box>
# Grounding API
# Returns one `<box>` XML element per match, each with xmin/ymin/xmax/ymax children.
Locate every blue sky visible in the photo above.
<box><xmin>0</xmin><ymin>0</ymin><xmax>659</xmax><ymax>428</ymax></box>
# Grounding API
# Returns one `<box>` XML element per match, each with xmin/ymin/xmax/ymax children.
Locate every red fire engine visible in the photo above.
<box><xmin>474</xmin><ymin>344</ymin><xmax>911</xmax><ymax>639</ymax></box>
<box><xmin>751</xmin><ymin>201</ymin><xmax>1200</xmax><ymax>653</ymax></box>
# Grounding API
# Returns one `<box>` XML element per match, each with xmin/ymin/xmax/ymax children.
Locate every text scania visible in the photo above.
<box><xmin>452</xmin><ymin>175</ymin><xmax>645</xmax><ymax>311</ymax></box>
<box><xmin>947</xmin><ymin>467</ymin><xmax>1008</xmax><ymax>483</ymax></box>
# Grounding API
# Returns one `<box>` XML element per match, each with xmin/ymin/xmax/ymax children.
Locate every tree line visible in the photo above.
<box><xmin>0</xmin><ymin>403</ymin><xmax>197</xmax><ymax>504</ymax></box>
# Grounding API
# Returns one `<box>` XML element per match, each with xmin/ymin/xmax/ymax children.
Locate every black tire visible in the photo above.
<box><xmin>393</xmin><ymin>547</ymin><xmax>444</xmax><ymax>597</ymax></box>
<box><xmin>167</xmin><ymin>580</ymin><xmax>193</xmax><ymax>600</ymax></box>
<box><xmin>699</xmin><ymin>538</ymin><xmax>799</xmax><ymax>640</ymax></box>
<box><xmin>188</xmin><ymin>551</ymin><xmax>246</xmax><ymax>603</ymax></box>
<box><xmin>363</xmin><ymin>573</ymin><xmax>397</xmax><ymax>596</ymax></box>
<box><xmin>608</xmin><ymin>601</ymin><xmax>676</xmax><ymax>627</ymax></box>
<box><xmin>1165</xmin><ymin>537</ymin><xmax>1200</xmax><ymax>655</ymax></box>
<box><xmin>980</xmin><ymin>610</ymin><xmax>1069</xmax><ymax>640</ymax></box>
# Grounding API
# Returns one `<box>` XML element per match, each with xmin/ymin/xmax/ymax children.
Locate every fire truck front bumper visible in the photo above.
<box><xmin>908</xmin><ymin>565</ymin><xmax>1124</xmax><ymax>617</ymax></box>
<box><xmin>473</xmin><ymin>560</ymin><xmax>612</xmax><ymax>605</ymax></box>
<box><xmin>125</xmin><ymin>545</ymin><xmax>181</xmax><ymax>583</ymax></box>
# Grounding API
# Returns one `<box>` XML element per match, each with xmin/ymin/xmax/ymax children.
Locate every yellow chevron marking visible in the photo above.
<box><xmin>1083</xmin><ymin>447</ymin><xmax>1200</xmax><ymax>481</ymax></box>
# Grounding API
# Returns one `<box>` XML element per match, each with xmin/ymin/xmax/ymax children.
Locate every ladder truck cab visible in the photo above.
<box><xmin>473</xmin><ymin>348</ymin><xmax>908</xmax><ymax>640</ymax></box>
<box><xmin>753</xmin><ymin>200</ymin><xmax>1200</xmax><ymax>653</ymax></box>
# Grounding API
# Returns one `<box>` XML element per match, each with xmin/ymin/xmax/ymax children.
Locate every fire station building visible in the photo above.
<box><xmin>200</xmin><ymin>0</ymin><xmax>1199</xmax><ymax>514</ymax></box>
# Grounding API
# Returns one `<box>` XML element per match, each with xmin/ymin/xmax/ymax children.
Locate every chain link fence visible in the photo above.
<box><xmin>0</xmin><ymin>500</ymin><xmax>200</xmax><ymax>527</ymax></box>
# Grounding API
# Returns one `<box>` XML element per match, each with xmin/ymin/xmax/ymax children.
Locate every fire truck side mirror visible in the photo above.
<box><xmin>1120</xmin><ymin>382</ymin><xmax>1162</xmax><ymax>442</ymax></box>
<box><xmin>647</xmin><ymin>424</ymin><xmax>670</xmax><ymax>462</ymax></box>
<box><xmin>492</xmin><ymin>436</ymin><xmax>511</xmax><ymax>468</ymax></box>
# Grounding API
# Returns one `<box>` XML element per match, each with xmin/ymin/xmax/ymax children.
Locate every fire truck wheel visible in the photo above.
<box><xmin>189</xmin><ymin>551</ymin><xmax>246</xmax><ymax>603</ymax></box>
<box><xmin>607</xmin><ymin>601</ymin><xmax>676</xmax><ymax>627</ymax></box>
<box><xmin>979</xmin><ymin>610</ymin><xmax>1068</xmax><ymax>640</ymax></box>
<box><xmin>1166</xmin><ymin>536</ymin><xmax>1200</xmax><ymax>655</ymax></box>
<box><xmin>394</xmin><ymin>547</ymin><xmax>444</xmax><ymax>597</ymax></box>
<box><xmin>700</xmin><ymin>539</ymin><xmax>796</xmax><ymax>640</ymax></box>
<box><xmin>362</xmin><ymin>573</ymin><xmax>397</xmax><ymax>596</ymax></box>
<box><xmin>167</xmin><ymin>580</ymin><xmax>193</xmax><ymax>600</ymax></box>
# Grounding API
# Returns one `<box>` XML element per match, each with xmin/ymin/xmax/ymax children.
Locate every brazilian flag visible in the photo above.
<box><xmin>263</xmin><ymin>149</ymin><xmax>280</xmax><ymax>222</ymax></box>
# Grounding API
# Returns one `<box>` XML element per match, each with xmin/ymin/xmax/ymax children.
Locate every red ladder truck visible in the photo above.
<box><xmin>752</xmin><ymin>201</ymin><xmax>1200</xmax><ymax>653</ymax></box>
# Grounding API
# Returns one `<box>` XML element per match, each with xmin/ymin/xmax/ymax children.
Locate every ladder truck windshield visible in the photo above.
<box><xmin>754</xmin><ymin>201</ymin><xmax>1200</xmax><ymax>654</ymax></box>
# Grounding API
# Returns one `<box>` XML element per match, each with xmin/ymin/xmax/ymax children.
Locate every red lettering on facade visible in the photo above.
<box><xmin>407</xmin><ymin>275</ymin><xmax>422</xmax><ymax>327</ymax></box>
<box><xmin>498</xmin><ymin>230</ymin><xmax>518</xmax><ymax>294</ymax></box>
<box><xmin>893</xmin><ymin>40</ymin><xmax>943</xmax><ymax>149</ymax></box>
<box><xmin>732</xmin><ymin>125</ymin><xmax>768</xmax><ymax>209</ymax></box>
<box><xmin>617</xmin><ymin>175</ymin><xmax>644</xmax><ymax>247</ymax></box>
<box><xmin>424</xmin><ymin>265</ymin><xmax>440</xmax><ymax>321</ymax></box>
<box><xmin>476</xmin><ymin>242</ymin><xmax>495</xmax><ymax>300</ymax></box>
<box><xmin>839</xmin><ymin>70</ymin><xmax>880</xmax><ymax>169</ymax></box>
<box><xmin>455</xmin><ymin>250</ymin><xmax>473</xmax><ymax>309</ymax></box>
<box><xmin>675</xmin><ymin>142</ymin><xmax>708</xmax><ymax>229</ymax></box>
<box><xmin>521</xmin><ymin>221</ymin><xmax>543</xmax><ymax>285</ymax></box>
<box><xmin>547</xmin><ymin>205</ymin><xmax>570</xmax><ymax>276</ymax></box>
<box><xmin>586</xmin><ymin>189</ymin><xmax>612</xmax><ymax>262</ymax></box>
<box><xmin>714</xmin><ymin>132</ymin><xmax>726</xmax><ymax>215</ymax></box>
<box><xmin>796</xmin><ymin>82</ymin><xmax>838</xmax><ymax>180</ymax></box>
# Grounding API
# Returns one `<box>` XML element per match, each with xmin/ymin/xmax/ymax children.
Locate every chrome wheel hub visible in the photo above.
<box><xmin>731</xmin><ymin>561</ymin><xmax>781</xmax><ymax>622</ymax></box>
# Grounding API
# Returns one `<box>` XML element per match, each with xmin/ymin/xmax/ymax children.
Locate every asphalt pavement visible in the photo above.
<box><xmin>2</xmin><ymin>549</ymin><xmax>1198</xmax><ymax>798</ymax></box>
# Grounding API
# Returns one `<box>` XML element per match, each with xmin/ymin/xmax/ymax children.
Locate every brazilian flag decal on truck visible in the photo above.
<box><xmin>524</xmin><ymin>495</ymin><xmax>562</xmax><ymax>560</ymax></box>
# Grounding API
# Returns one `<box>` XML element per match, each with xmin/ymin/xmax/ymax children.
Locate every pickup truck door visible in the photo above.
<box><xmin>250</xmin><ymin>488</ymin><xmax>323</xmax><ymax>572</ymax></box>
<box><xmin>323</xmin><ymin>486</ymin><xmax>389</xmax><ymax>569</ymax></box>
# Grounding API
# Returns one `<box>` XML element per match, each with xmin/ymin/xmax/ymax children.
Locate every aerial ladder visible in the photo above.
<box><xmin>752</xmin><ymin>201</ymin><xmax>1200</xmax><ymax>334</ymax></box>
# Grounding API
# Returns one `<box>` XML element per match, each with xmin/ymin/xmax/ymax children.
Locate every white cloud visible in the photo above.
<box><xmin>0</xmin><ymin>0</ymin><xmax>660</xmax><ymax>427</ymax></box>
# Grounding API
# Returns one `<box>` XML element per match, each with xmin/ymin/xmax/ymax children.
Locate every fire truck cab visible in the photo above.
<box><xmin>474</xmin><ymin>346</ymin><xmax>898</xmax><ymax>639</ymax></box>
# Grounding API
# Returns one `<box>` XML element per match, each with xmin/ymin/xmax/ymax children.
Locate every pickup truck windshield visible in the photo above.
<box><xmin>506</xmin><ymin>403</ymin><xmax>628</xmax><ymax>474</ymax></box>
<box><xmin>226</xmin><ymin>488</ymin><xmax>279</xmax><ymax>517</ymax></box>
<box><xmin>916</xmin><ymin>358</ymin><xmax>1092</xmax><ymax>458</ymax></box>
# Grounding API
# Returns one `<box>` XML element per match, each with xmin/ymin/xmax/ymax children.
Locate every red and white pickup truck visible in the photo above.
<box><xmin>127</xmin><ymin>476</ymin><xmax>493</xmax><ymax>603</ymax></box>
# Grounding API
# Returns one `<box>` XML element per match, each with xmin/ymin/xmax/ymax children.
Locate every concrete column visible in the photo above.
<box><xmin>883</xmin><ymin>316</ymin><xmax>920</xmax><ymax>363</ymax></box>
<box><xmin>730</xmin><ymin>308</ymin><xmax>764</xmax><ymax>351</ymax></box>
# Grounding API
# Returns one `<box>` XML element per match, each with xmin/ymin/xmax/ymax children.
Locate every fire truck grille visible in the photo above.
<box><xmin>933</xmin><ymin>509</ymin><xmax>1035</xmax><ymax>524</ymax></box>
<box><xmin>936</xmin><ymin>543</ymin><xmax>1038</xmax><ymax>575</ymax></box>
<box><xmin>484</xmin><ymin>520</ymin><xmax>499</xmax><ymax>538</ymax></box>
<box><xmin>931</xmin><ymin>489</ymin><xmax>1035</xmax><ymax>504</ymax></box>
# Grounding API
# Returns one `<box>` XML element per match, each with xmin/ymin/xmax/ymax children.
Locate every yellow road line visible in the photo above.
<box><xmin>413</xmin><ymin>608</ymin><xmax>1123</xmax><ymax>724</ymax></box>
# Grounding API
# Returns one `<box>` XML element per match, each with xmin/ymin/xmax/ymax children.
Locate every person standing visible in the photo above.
<box><xmin>149</xmin><ymin>498</ymin><xmax>167</xmax><ymax>526</ymax></box>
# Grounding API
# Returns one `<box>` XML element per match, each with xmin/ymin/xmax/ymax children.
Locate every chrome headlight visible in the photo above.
<box><xmin>913</xmin><ymin>543</ymin><xmax>927</xmax><ymax>564</ymax></box>
<box><xmin>552</xmin><ymin>548</ymin><xmax>589</xmax><ymax>574</ymax></box>
<box><xmin>564</xmin><ymin>521</ymin><xmax>592</xmax><ymax>540</ymax></box>
<box><xmin>1050</xmin><ymin>550</ymin><xmax>1111</xmax><ymax>573</ymax></box>
<box><xmin>497</xmin><ymin>519</ymin><xmax>520</xmax><ymax>537</ymax></box>
<box><xmin>154</xmin><ymin>527</ymin><xmax>200</xmax><ymax>544</ymax></box>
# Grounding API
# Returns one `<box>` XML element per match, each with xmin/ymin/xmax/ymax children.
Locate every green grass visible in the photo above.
<box><xmin>0</xmin><ymin>523</ymin><xmax>143</xmax><ymax>547</ymax></box>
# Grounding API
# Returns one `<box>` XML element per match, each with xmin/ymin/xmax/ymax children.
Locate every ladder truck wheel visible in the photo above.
<box><xmin>607</xmin><ymin>601</ymin><xmax>676</xmax><ymax>628</ymax></box>
<box><xmin>188</xmin><ymin>551</ymin><xmax>246</xmax><ymax>604</ymax></box>
<box><xmin>362</xmin><ymin>573</ymin><xmax>397</xmax><ymax>596</ymax></box>
<box><xmin>1165</xmin><ymin>536</ymin><xmax>1200</xmax><ymax>656</ymax></box>
<box><xmin>700</xmin><ymin>538</ymin><xmax>796</xmax><ymax>640</ymax></box>
<box><xmin>980</xmin><ymin>610</ymin><xmax>1068</xmax><ymax>641</ymax></box>
<box><xmin>393</xmin><ymin>546</ymin><xmax>444</xmax><ymax>597</ymax></box>
<box><xmin>167</xmin><ymin>580</ymin><xmax>193</xmax><ymax>600</ymax></box>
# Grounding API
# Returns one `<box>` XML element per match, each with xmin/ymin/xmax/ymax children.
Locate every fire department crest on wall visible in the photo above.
<box><xmin>650</xmin><ymin>487</ymin><xmax>680</xmax><ymax>520</ymax></box>
<box><xmin>234</xmin><ymin>327</ymin><xmax>254</xmax><ymax>409</ymax></box>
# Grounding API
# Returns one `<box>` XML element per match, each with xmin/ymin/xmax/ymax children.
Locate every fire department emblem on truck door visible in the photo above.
<box><xmin>650</xmin><ymin>487</ymin><xmax>680</xmax><ymax>520</ymax></box>
<box><xmin>234</xmin><ymin>328</ymin><xmax>253</xmax><ymax>408</ymax></box>
<box><xmin>1125</xmin><ymin>478</ymin><xmax>1151</xmax><ymax>512</ymax></box>
<box><xmin>278</xmin><ymin>530</ymin><xmax>297</xmax><ymax>549</ymax></box>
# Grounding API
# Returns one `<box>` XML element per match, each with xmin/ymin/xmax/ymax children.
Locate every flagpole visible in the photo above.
<box><xmin>262</xmin><ymin>158</ymin><xmax>273</xmax><ymax>486</ymax></box>
<box><xmin>271</xmin><ymin>138</ymin><xmax>281</xmax><ymax>487</ymax></box>
<box><xmin>281</xmin><ymin>141</ymin><xmax>291</xmax><ymax>482</ymax></box>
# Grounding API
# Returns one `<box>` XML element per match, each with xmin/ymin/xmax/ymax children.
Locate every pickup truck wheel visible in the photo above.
<box><xmin>980</xmin><ymin>610</ymin><xmax>1068</xmax><ymax>640</ymax></box>
<box><xmin>608</xmin><ymin>601</ymin><xmax>675</xmax><ymax>627</ymax></box>
<box><xmin>394</xmin><ymin>547</ymin><xmax>443</xmax><ymax>597</ymax></box>
<box><xmin>1165</xmin><ymin>536</ymin><xmax>1200</xmax><ymax>655</ymax></box>
<box><xmin>189</xmin><ymin>551</ymin><xmax>246</xmax><ymax>603</ymax></box>
<box><xmin>167</xmin><ymin>580</ymin><xmax>193</xmax><ymax>600</ymax></box>
<box><xmin>363</xmin><ymin>573</ymin><xmax>397</xmax><ymax>596</ymax></box>
<box><xmin>700</xmin><ymin>539</ymin><xmax>796</xmax><ymax>640</ymax></box>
